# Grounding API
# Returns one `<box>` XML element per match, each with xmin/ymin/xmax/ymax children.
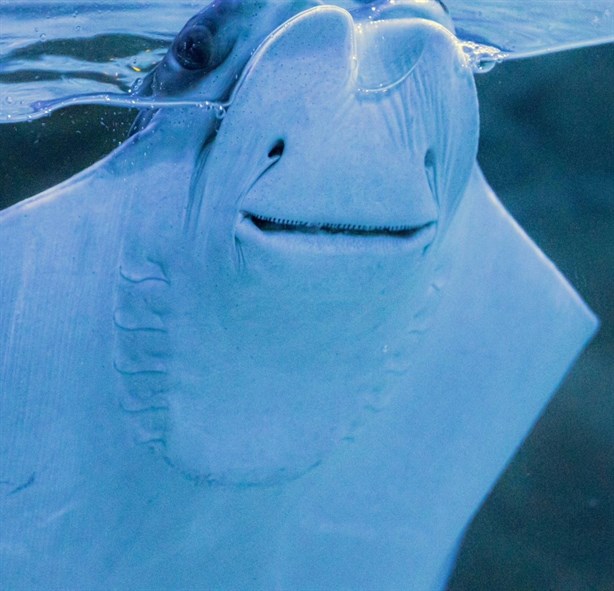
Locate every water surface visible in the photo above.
<box><xmin>0</xmin><ymin>0</ymin><xmax>204</xmax><ymax>121</ymax></box>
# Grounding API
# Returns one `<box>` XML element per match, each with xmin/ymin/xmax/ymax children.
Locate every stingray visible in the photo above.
<box><xmin>0</xmin><ymin>1</ymin><xmax>610</xmax><ymax>589</ymax></box>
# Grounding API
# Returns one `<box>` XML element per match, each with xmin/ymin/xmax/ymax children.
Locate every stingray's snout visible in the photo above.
<box><xmin>232</xmin><ymin>8</ymin><xmax>476</xmax><ymax>250</ymax></box>
<box><xmin>184</xmin><ymin>3</ymin><xmax>479</xmax><ymax>261</ymax></box>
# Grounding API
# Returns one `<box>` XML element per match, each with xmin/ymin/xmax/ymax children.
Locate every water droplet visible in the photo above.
<box><xmin>460</xmin><ymin>41</ymin><xmax>506</xmax><ymax>74</ymax></box>
<box><xmin>5</xmin><ymin>96</ymin><xmax>13</xmax><ymax>104</ymax></box>
<box><xmin>475</xmin><ymin>59</ymin><xmax>497</xmax><ymax>74</ymax></box>
<box><xmin>39</xmin><ymin>33</ymin><xmax>47</xmax><ymax>41</ymax></box>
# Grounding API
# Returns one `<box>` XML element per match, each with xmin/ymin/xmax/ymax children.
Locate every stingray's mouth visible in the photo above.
<box><xmin>238</xmin><ymin>212</ymin><xmax>437</xmax><ymax>252</ymax></box>
<box><xmin>249</xmin><ymin>214</ymin><xmax>432</xmax><ymax>238</ymax></box>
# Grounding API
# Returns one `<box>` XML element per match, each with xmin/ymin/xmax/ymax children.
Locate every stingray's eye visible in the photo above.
<box><xmin>174</xmin><ymin>24</ymin><xmax>217</xmax><ymax>71</ymax></box>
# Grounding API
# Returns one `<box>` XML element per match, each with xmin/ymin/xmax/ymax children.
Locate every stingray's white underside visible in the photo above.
<box><xmin>0</xmin><ymin>4</ymin><xmax>599</xmax><ymax>590</ymax></box>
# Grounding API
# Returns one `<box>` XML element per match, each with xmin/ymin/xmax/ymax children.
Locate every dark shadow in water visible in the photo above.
<box><xmin>0</xmin><ymin>34</ymin><xmax>168</xmax><ymax>64</ymax></box>
<box><xmin>0</xmin><ymin>105</ymin><xmax>135</xmax><ymax>209</ymax></box>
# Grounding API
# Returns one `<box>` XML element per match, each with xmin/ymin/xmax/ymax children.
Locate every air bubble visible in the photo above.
<box><xmin>130</xmin><ymin>77</ymin><xmax>144</xmax><ymax>93</ymax></box>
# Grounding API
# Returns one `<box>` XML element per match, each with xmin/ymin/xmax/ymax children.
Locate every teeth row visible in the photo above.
<box><xmin>250</xmin><ymin>214</ymin><xmax>419</xmax><ymax>233</ymax></box>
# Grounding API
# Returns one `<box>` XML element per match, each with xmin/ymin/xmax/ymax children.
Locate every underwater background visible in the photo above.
<box><xmin>0</xmin><ymin>3</ymin><xmax>612</xmax><ymax>589</ymax></box>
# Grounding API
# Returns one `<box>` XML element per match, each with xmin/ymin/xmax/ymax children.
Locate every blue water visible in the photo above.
<box><xmin>0</xmin><ymin>2</ymin><xmax>612</xmax><ymax>589</ymax></box>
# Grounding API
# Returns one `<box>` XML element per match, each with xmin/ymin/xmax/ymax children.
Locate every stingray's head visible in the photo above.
<box><xmin>117</xmin><ymin>1</ymin><xmax>478</xmax><ymax>486</ymax></box>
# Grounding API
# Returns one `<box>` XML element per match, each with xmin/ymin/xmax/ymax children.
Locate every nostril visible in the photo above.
<box><xmin>268</xmin><ymin>139</ymin><xmax>285</xmax><ymax>159</ymax></box>
<box><xmin>424</xmin><ymin>148</ymin><xmax>435</xmax><ymax>169</ymax></box>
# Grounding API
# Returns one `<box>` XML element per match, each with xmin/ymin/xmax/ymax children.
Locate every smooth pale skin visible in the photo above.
<box><xmin>0</xmin><ymin>2</ymin><xmax>600</xmax><ymax>590</ymax></box>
